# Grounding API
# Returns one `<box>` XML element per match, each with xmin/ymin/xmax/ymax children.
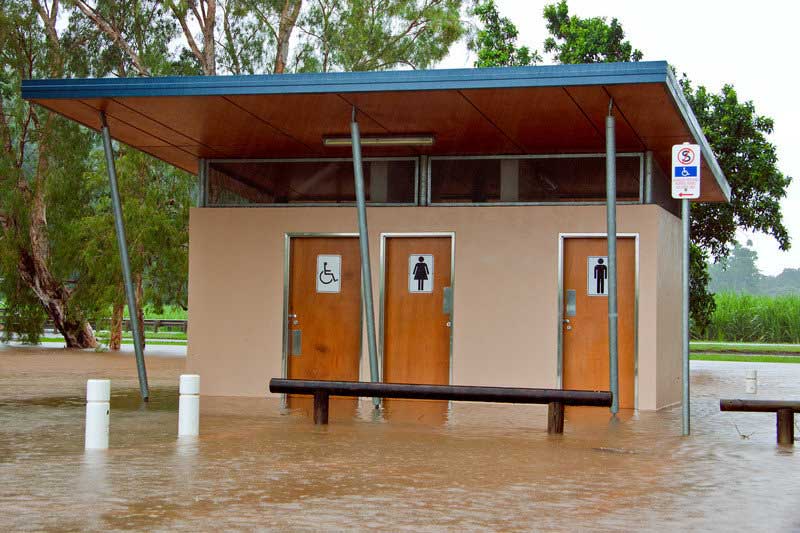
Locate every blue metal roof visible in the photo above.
<box><xmin>21</xmin><ymin>60</ymin><xmax>730</xmax><ymax>202</ymax></box>
<box><xmin>22</xmin><ymin>61</ymin><xmax>670</xmax><ymax>99</ymax></box>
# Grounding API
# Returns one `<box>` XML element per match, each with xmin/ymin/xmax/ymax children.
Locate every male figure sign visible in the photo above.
<box><xmin>587</xmin><ymin>256</ymin><xmax>608</xmax><ymax>296</ymax></box>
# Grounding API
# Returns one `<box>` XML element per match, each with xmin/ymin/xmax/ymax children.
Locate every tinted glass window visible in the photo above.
<box><xmin>208</xmin><ymin>159</ymin><xmax>416</xmax><ymax>205</ymax></box>
<box><xmin>429</xmin><ymin>156</ymin><xmax>640</xmax><ymax>203</ymax></box>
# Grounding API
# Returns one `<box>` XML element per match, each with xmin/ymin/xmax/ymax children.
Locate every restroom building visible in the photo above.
<box><xmin>23</xmin><ymin>61</ymin><xmax>729</xmax><ymax>410</ymax></box>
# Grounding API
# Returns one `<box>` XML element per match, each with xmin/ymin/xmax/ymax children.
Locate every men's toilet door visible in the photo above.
<box><xmin>562</xmin><ymin>237</ymin><xmax>636</xmax><ymax>409</ymax></box>
<box><xmin>287</xmin><ymin>237</ymin><xmax>360</xmax><ymax>381</ymax></box>
<box><xmin>382</xmin><ymin>236</ymin><xmax>453</xmax><ymax>385</ymax></box>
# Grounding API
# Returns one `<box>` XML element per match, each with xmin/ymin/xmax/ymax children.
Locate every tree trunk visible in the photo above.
<box><xmin>135</xmin><ymin>272</ymin><xmax>146</xmax><ymax>351</ymax></box>
<box><xmin>274</xmin><ymin>0</ymin><xmax>302</xmax><ymax>74</ymax></box>
<box><xmin>17</xmin><ymin>152</ymin><xmax>98</xmax><ymax>349</ymax></box>
<box><xmin>109</xmin><ymin>301</ymin><xmax>123</xmax><ymax>351</ymax></box>
<box><xmin>17</xmin><ymin>250</ymin><xmax>98</xmax><ymax>348</ymax></box>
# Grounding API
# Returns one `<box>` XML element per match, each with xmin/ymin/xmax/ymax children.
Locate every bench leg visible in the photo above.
<box><xmin>777</xmin><ymin>408</ymin><xmax>794</xmax><ymax>445</ymax></box>
<box><xmin>314</xmin><ymin>392</ymin><xmax>329</xmax><ymax>425</ymax></box>
<box><xmin>547</xmin><ymin>401</ymin><xmax>564</xmax><ymax>434</ymax></box>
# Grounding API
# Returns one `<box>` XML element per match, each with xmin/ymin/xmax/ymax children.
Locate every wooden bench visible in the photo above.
<box><xmin>720</xmin><ymin>399</ymin><xmax>799</xmax><ymax>445</ymax></box>
<box><xmin>269</xmin><ymin>378</ymin><xmax>612</xmax><ymax>434</ymax></box>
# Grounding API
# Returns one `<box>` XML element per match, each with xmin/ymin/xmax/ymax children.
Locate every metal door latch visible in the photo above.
<box><xmin>290</xmin><ymin>330</ymin><xmax>302</xmax><ymax>355</ymax></box>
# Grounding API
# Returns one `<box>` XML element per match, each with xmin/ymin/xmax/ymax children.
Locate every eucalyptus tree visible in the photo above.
<box><xmin>64</xmin><ymin>0</ymin><xmax>196</xmax><ymax>349</ymax></box>
<box><xmin>0</xmin><ymin>0</ymin><xmax>99</xmax><ymax>346</ymax></box>
<box><xmin>4</xmin><ymin>0</ymin><xmax>468</xmax><ymax>347</ymax></box>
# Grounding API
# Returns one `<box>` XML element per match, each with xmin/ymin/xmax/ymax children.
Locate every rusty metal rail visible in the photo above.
<box><xmin>720</xmin><ymin>399</ymin><xmax>799</xmax><ymax>445</ymax></box>
<box><xmin>269</xmin><ymin>378</ymin><xmax>612</xmax><ymax>434</ymax></box>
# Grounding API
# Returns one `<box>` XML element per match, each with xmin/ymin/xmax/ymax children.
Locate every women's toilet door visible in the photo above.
<box><xmin>561</xmin><ymin>236</ymin><xmax>636</xmax><ymax>409</ymax></box>
<box><xmin>286</xmin><ymin>236</ymin><xmax>361</xmax><ymax>382</ymax></box>
<box><xmin>382</xmin><ymin>235</ymin><xmax>453</xmax><ymax>385</ymax></box>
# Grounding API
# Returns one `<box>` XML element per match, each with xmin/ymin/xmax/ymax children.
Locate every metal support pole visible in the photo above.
<box><xmin>644</xmin><ymin>151</ymin><xmax>654</xmax><ymax>204</ymax></box>
<box><xmin>350</xmin><ymin>111</ymin><xmax>380</xmax><ymax>407</ymax></box>
<box><xmin>606</xmin><ymin>109</ymin><xmax>619</xmax><ymax>415</ymax></box>
<box><xmin>99</xmin><ymin>112</ymin><xmax>149</xmax><ymax>401</ymax></box>
<box><xmin>682</xmin><ymin>198</ymin><xmax>691</xmax><ymax>435</ymax></box>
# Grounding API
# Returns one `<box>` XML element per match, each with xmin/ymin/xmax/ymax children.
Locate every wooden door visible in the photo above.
<box><xmin>383</xmin><ymin>236</ymin><xmax>452</xmax><ymax>385</ymax></box>
<box><xmin>287</xmin><ymin>237</ymin><xmax>361</xmax><ymax>382</ymax></box>
<box><xmin>562</xmin><ymin>237</ymin><xmax>636</xmax><ymax>409</ymax></box>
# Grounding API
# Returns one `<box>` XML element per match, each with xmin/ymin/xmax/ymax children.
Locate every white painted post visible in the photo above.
<box><xmin>178</xmin><ymin>374</ymin><xmax>200</xmax><ymax>436</ymax></box>
<box><xmin>85</xmin><ymin>379</ymin><xmax>110</xmax><ymax>450</ymax></box>
<box><xmin>745</xmin><ymin>370</ymin><xmax>758</xmax><ymax>394</ymax></box>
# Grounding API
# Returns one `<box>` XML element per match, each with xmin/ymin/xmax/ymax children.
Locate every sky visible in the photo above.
<box><xmin>439</xmin><ymin>0</ymin><xmax>800</xmax><ymax>276</ymax></box>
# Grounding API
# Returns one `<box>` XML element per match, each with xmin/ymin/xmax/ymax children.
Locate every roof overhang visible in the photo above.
<box><xmin>22</xmin><ymin>60</ymin><xmax>729</xmax><ymax>202</ymax></box>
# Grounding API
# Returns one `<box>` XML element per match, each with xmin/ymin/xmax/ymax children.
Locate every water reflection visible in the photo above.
<box><xmin>0</xmin><ymin>359</ymin><xmax>798</xmax><ymax>531</ymax></box>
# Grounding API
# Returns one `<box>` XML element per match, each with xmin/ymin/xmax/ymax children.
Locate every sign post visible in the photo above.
<box><xmin>672</xmin><ymin>143</ymin><xmax>700</xmax><ymax>436</ymax></box>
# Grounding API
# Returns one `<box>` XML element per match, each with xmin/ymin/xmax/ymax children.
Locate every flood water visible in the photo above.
<box><xmin>1</xmin><ymin>346</ymin><xmax>798</xmax><ymax>531</ymax></box>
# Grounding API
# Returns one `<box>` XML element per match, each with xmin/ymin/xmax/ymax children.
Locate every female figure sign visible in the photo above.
<box><xmin>412</xmin><ymin>256</ymin><xmax>430</xmax><ymax>291</ymax></box>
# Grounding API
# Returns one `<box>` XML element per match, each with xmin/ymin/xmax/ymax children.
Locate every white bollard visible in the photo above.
<box><xmin>85</xmin><ymin>379</ymin><xmax>110</xmax><ymax>449</ymax></box>
<box><xmin>178</xmin><ymin>374</ymin><xmax>200</xmax><ymax>437</ymax></box>
<box><xmin>745</xmin><ymin>369</ymin><xmax>758</xmax><ymax>394</ymax></box>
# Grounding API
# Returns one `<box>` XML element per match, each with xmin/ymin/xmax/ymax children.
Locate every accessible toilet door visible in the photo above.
<box><xmin>286</xmin><ymin>237</ymin><xmax>361</xmax><ymax>381</ymax></box>
<box><xmin>562</xmin><ymin>237</ymin><xmax>636</xmax><ymax>409</ymax></box>
<box><xmin>382</xmin><ymin>235</ymin><xmax>453</xmax><ymax>385</ymax></box>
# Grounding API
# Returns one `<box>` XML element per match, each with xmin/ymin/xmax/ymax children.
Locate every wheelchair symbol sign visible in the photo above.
<box><xmin>316</xmin><ymin>255</ymin><xmax>342</xmax><ymax>293</ymax></box>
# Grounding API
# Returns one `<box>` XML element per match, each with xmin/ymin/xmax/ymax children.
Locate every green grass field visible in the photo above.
<box><xmin>690</xmin><ymin>341</ymin><xmax>800</xmax><ymax>354</ymax></box>
<box><xmin>39</xmin><ymin>337</ymin><xmax>186</xmax><ymax>346</ymax></box>
<box><xmin>690</xmin><ymin>339</ymin><xmax>800</xmax><ymax>363</ymax></box>
<box><xmin>691</xmin><ymin>353</ymin><xmax>800</xmax><ymax>364</ymax></box>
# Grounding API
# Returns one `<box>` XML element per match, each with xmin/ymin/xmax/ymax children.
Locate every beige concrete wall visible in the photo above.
<box><xmin>656</xmin><ymin>208</ymin><xmax>683</xmax><ymax>408</ymax></box>
<box><xmin>187</xmin><ymin>204</ymin><xmax>680</xmax><ymax>410</ymax></box>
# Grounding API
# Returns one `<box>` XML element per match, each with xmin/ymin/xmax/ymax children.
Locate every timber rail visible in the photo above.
<box><xmin>269</xmin><ymin>378</ymin><xmax>612</xmax><ymax>434</ymax></box>
<box><xmin>720</xmin><ymin>399</ymin><xmax>799</xmax><ymax>445</ymax></box>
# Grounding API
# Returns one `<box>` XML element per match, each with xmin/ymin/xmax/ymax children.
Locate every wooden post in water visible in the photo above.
<box><xmin>547</xmin><ymin>401</ymin><xmax>564</xmax><ymax>434</ymax></box>
<box><xmin>777</xmin><ymin>408</ymin><xmax>794</xmax><ymax>445</ymax></box>
<box><xmin>314</xmin><ymin>392</ymin><xmax>329</xmax><ymax>425</ymax></box>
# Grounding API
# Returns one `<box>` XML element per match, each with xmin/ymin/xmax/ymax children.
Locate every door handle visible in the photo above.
<box><xmin>290</xmin><ymin>330</ymin><xmax>302</xmax><ymax>355</ymax></box>
<box><xmin>442</xmin><ymin>287</ymin><xmax>453</xmax><ymax>314</ymax></box>
<box><xmin>566</xmin><ymin>289</ymin><xmax>576</xmax><ymax>317</ymax></box>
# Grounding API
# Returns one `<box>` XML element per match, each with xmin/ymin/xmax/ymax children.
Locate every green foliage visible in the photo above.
<box><xmin>700</xmin><ymin>293</ymin><xmax>800</xmax><ymax>344</ymax></box>
<box><xmin>63</xmin><ymin>1</ymin><xmax>184</xmax><ymax>77</ymax></box>
<box><xmin>542</xmin><ymin>1</ymin><xmax>642</xmax><ymax>63</ymax></box>
<box><xmin>0</xmin><ymin>281</ymin><xmax>47</xmax><ymax>344</ymax></box>
<box><xmin>2</xmin><ymin>0</ymin><xmax>469</xmax><ymax>346</ymax></box>
<box><xmin>539</xmin><ymin>1</ymin><xmax>790</xmax><ymax>332</ymax></box>
<box><xmin>75</xmin><ymin>148</ymin><xmax>193</xmax><ymax>323</ymax></box>
<box><xmin>762</xmin><ymin>268</ymin><xmax>800</xmax><ymax>296</ymax></box>
<box><xmin>681</xmin><ymin>78</ymin><xmax>792</xmax><ymax>261</ymax></box>
<box><xmin>296</xmin><ymin>0</ymin><xmax>465</xmax><ymax>72</ymax></box>
<box><xmin>708</xmin><ymin>240</ymin><xmax>800</xmax><ymax>296</ymax></box>
<box><xmin>468</xmin><ymin>0</ymin><xmax>540</xmax><ymax>67</ymax></box>
<box><xmin>708</xmin><ymin>240</ymin><xmax>762</xmax><ymax>294</ymax></box>
<box><xmin>0</xmin><ymin>1</ymin><xmax>99</xmax><ymax>342</ymax></box>
<box><xmin>689</xmin><ymin>244</ymin><xmax>716</xmax><ymax>336</ymax></box>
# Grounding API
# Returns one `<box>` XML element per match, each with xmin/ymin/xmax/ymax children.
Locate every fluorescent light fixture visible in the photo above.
<box><xmin>323</xmin><ymin>135</ymin><xmax>435</xmax><ymax>147</ymax></box>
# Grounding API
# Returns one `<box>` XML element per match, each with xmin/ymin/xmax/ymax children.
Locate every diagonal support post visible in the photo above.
<box><xmin>99</xmin><ymin>112</ymin><xmax>149</xmax><ymax>401</ymax></box>
<box><xmin>606</xmin><ymin>102</ymin><xmax>619</xmax><ymax>415</ymax></box>
<box><xmin>350</xmin><ymin>109</ymin><xmax>380</xmax><ymax>408</ymax></box>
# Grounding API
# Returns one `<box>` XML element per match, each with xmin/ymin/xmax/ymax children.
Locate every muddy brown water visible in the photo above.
<box><xmin>0</xmin><ymin>345</ymin><xmax>798</xmax><ymax>531</ymax></box>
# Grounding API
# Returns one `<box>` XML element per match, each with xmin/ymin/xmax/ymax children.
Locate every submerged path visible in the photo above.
<box><xmin>0</xmin><ymin>346</ymin><xmax>797</xmax><ymax>531</ymax></box>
